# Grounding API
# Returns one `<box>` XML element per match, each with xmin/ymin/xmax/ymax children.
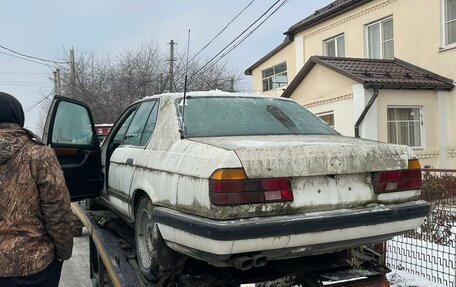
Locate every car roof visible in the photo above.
<box><xmin>136</xmin><ymin>90</ymin><xmax>294</xmax><ymax>104</ymax></box>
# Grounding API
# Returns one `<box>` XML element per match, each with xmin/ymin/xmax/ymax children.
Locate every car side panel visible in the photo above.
<box><xmin>108</xmin><ymin>147</ymin><xmax>143</xmax><ymax>217</ymax></box>
<box><xmin>128</xmin><ymin>139</ymin><xmax>242</xmax><ymax>220</ymax></box>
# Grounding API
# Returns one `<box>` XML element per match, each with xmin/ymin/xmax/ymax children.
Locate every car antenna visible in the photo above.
<box><xmin>180</xmin><ymin>29</ymin><xmax>191</xmax><ymax>139</ymax></box>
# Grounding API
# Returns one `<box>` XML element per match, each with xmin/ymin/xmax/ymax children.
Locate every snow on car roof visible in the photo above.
<box><xmin>140</xmin><ymin>90</ymin><xmax>292</xmax><ymax>102</ymax></box>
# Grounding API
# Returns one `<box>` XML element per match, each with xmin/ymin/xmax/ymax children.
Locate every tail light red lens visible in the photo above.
<box><xmin>372</xmin><ymin>169</ymin><xmax>421</xmax><ymax>193</ymax></box>
<box><xmin>209</xmin><ymin>178</ymin><xmax>293</xmax><ymax>206</ymax></box>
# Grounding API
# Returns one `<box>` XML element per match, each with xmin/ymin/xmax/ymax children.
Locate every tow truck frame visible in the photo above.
<box><xmin>71</xmin><ymin>202</ymin><xmax>392</xmax><ymax>287</ymax></box>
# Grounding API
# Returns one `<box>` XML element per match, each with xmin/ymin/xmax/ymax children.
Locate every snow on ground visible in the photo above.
<box><xmin>387</xmin><ymin>235</ymin><xmax>455</xmax><ymax>287</ymax></box>
<box><xmin>388</xmin><ymin>270</ymin><xmax>447</xmax><ymax>287</ymax></box>
<box><xmin>60</xmin><ymin>228</ymin><xmax>91</xmax><ymax>287</ymax></box>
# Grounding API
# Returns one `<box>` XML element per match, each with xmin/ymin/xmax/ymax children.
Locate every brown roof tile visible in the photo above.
<box><xmin>282</xmin><ymin>56</ymin><xmax>454</xmax><ymax>98</ymax></box>
<box><xmin>285</xmin><ymin>0</ymin><xmax>372</xmax><ymax>35</ymax></box>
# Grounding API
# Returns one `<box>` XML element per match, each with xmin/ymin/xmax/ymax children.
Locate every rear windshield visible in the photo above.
<box><xmin>177</xmin><ymin>97</ymin><xmax>338</xmax><ymax>138</ymax></box>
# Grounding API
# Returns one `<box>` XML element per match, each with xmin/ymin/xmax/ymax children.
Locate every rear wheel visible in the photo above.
<box><xmin>135</xmin><ymin>196</ymin><xmax>173</xmax><ymax>280</ymax></box>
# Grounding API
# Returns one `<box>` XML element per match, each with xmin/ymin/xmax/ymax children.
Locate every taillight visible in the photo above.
<box><xmin>372</xmin><ymin>159</ymin><xmax>421</xmax><ymax>193</ymax></box>
<box><xmin>209</xmin><ymin>168</ymin><xmax>293</xmax><ymax>206</ymax></box>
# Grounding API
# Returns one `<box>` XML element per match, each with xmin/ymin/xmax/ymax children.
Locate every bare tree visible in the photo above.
<box><xmin>56</xmin><ymin>40</ymin><xmax>243</xmax><ymax>124</ymax></box>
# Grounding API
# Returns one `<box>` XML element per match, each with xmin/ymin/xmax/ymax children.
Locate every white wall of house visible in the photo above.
<box><xmin>437</xmin><ymin>91</ymin><xmax>450</xmax><ymax>168</ymax></box>
<box><xmin>307</xmin><ymin>98</ymin><xmax>354</xmax><ymax>137</ymax></box>
<box><xmin>289</xmin><ymin>64</ymin><xmax>357</xmax><ymax>137</ymax></box>
<box><xmin>295</xmin><ymin>35</ymin><xmax>305</xmax><ymax>74</ymax></box>
<box><xmin>289</xmin><ymin>65</ymin><xmax>355</xmax><ymax>105</ymax></box>
<box><xmin>376</xmin><ymin>89</ymin><xmax>440</xmax><ymax>168</ymax></box>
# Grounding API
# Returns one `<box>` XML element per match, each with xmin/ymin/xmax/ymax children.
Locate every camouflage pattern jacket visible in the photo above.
<box><xmin>0</xmin><ymin>123</ymin><xmax>73</xmax><ymax>277</ymax></box>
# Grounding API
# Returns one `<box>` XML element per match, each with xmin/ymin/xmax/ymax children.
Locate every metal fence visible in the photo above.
<box><xmin>387</xmin><ymin>169</ymin><xmax>456</xmax><ymax>287</ymax></box>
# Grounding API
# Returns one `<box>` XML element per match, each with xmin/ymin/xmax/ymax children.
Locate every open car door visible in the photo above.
<box><xmin>43</xmin><ymin>96</ymin><xmax>103</xmax><ymax>201</ymax></box>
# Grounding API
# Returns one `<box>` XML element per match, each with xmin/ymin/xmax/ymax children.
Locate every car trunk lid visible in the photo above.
<box><xmin>191</xmin><ymin>135</ymin><xmax>410</xmax><ymax>178</ymax></box>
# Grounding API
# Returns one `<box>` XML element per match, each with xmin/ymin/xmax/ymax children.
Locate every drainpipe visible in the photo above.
<box><xmin>354</xmin><ymin>88</ymin><xmax>379</xmax><ymax>138</ymax></box>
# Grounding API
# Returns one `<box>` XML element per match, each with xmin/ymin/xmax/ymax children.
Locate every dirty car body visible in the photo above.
<box><xmin>44</xmin><ymin>91</ymin><xmax>429</xmax><ymax>269</ymax></box>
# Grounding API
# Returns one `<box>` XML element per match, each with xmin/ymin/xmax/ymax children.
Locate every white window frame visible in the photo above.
<box><xmin>261</xmin><ymin>62</ymin><xmax>288</xmax><ymax>92</ymax></box>
<box><xmin>323</xmin><ymin>34</ymin><xmax>345</xmax><ymax>57</ymax></box>
<box><xmin>365</xmin><ymin>16</ymin><xmax>394</xmax><ymax>59</ymax></box>
<box><xmin>316</xmin><ymin>111</ymin><xmax>335</xmax><ymax>128</ymax></box>
<box><xmin>386</xmin><ymin>105</ymin><xmax>424</xmax><ymax>149</ymax></box>
<box><xmin>441</xmin><ymin>0</ymin><xmax>456</xmax><ymax>49</ymax></box>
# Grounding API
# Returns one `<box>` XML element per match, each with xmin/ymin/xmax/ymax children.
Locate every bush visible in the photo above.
<box><xmin>406</xmin><ymin>171</ymin><xmax>456</xmax><ymax>245</ymax></box>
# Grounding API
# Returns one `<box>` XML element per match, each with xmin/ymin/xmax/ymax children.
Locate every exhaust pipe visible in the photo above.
<box><xmin>233</xmin><ymin>256</ymin><xmax>253</xmax><ymax>271</ymax></box>
<box><xmin>252</xmin><ymin>254</ymin><xmax>268</xmax><ymax>268</ymax></box>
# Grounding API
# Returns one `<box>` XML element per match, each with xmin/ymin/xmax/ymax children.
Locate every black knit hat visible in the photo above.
<box><xmin>0</xmin><ymin>92</ymin><xmax>25</xmax><ymax>127</ymax></box>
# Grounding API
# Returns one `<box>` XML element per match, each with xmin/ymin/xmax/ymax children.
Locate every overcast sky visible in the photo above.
<box><xmin>0</xmin><ymin>0</ymin><xmax>332</xmax><ymax>133</ymax></box>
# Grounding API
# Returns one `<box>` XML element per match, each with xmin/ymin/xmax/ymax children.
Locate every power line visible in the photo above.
<box><xmin>192</xmin><ymin>0</ymin><xmax>282</xmax><ymax>78</ymax></box>
<box><xmin>188</xmin><ymin>0</ymin><xmax>256</xmax><ymax>64</ymax></box>
<box><xmin>188</xmin><ymin>0</ymin><xmax>287</xmax><ymax>82</ymax></box>
<box><xmin>196</xmin><ymin>0</ymin><xmax>290</xmax><ymax>77</ymax></box>
<box><xmin>24</xmin><ymin>93</ymin><xmax>53</xmax><ymax>113</ymax></box>
<box><xmin>198</xmin><ymin>0</ymin><xmax>289</xmax><ymax>76</ymax></box>
<box><xmin>0</xmin><ymin>44</ymin><xmax>68</xmax><ymax>65</ymax></box>
<box><xmin>0</xmin><ymin>51</ymin><xmax>55</xmax><ymax>68</ymax></box>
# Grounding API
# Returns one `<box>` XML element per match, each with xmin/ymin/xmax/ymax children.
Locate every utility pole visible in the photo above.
<box><xmin>69</xmin><ymin>48</ymin><xmax>76</xmax><ymax>97</ymax></box>
<box><xmin>53</xmin><ymin>69</ymin><xmax>62</xmax><ymax>96</ymax></box>
<box><xmin>159</xmin><ymin>73</ymin><xmax>163</xmax><ymax>94</ymax></box>
<box><xmin>229</xmin><ymin>78</ymin><xmax>234</xmax><ymax>92</ymax></box>
<box><xmin>167</xmin><ymin>40</ymin><xmax>176</xmax><ymax>92</ymax></box>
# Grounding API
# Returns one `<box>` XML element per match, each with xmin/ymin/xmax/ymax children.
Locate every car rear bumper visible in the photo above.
<box><xmin>153</xmin><ymin>200</ymin><xmax>430</xmax><ymax>259</ymax></box>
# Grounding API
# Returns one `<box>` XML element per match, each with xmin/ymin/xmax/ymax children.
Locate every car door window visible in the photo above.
<box><xmin>123</xmin><ymin>101</ymin><xmax>155</xmax><ymax>146</ymax></box>
<box><xmin>113</xmin><ymin>110</ymin><xmax>136</xmax><ymax>143</ymax></box>
<box><xmin>52</xmin><ymin>101</ymin><xmax>95</xmax><ymax>145</ymax></box>
<box><xmin>44</xmin><ymin>97</ymin><xmax>102</xmax><ymax>201</ymax></box>
<box><xmin>140</xmin><ymin>101</ymin><xmax>159</xmax><ymax>146</ymax></box>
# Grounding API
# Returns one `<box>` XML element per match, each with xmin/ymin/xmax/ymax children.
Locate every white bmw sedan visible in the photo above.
<box><xmin>43</xmin><ymin>91</ymin><xmax>429</xmax><ymax>280</ymax></box>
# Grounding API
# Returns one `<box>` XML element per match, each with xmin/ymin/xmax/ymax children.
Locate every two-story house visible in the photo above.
<box><xmin>245</xmin><ymin>0</ymin><xmax>456</xmax><ymax>168</ymax></box>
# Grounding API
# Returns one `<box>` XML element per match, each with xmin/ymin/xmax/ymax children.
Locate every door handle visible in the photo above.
<box><xmin>126</xmin><ymin>158</ymin><xmax>134</xmax><ymax>165</ymax></box>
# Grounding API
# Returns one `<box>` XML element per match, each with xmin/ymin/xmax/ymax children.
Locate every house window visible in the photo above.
<box><xmin>366</xmin><ymin>17</ymin><xmax>394</xmax><ymax>59</ymax></box>
<box><xmin>262</xmin><ymin>62</ymin><xmax>288</xmax><ymax>91</ymax></box>
<box><xmin>387</xmin><ymin>107</ymin><xmax>422</xmax><ymax>148</ymax></box>
<box><xmin>317</xmin><ymin>111</ymin><xmax>335</xmax><ymax>128</ymax></box>
<box><xmin>443</xmin><ymin>0</ymin><xmax>456</xmax><ymax>45</ymax></box>
<box><xmin>324</xmin><ymin>34</ymin><xmax>345</xmax><ymax>57</ymax></box>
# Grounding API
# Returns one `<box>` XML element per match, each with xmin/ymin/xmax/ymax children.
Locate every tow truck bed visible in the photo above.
<box><xmin>71</xmin><ymin>202</ymin><xmax>392</xmax><ymax>287</ymax></box>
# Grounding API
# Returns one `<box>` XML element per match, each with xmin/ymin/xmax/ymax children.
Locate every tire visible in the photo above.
<box><xmin>135</xmin><ymin>196</ymin><xmax>172</xmax><ymax>281</ymax></box>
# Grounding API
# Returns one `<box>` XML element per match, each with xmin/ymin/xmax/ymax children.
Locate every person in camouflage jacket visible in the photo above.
<box><xmin>0</xmin><ymin>92</ymin><xmax>73</xmax><ymax>287</ymax></box>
